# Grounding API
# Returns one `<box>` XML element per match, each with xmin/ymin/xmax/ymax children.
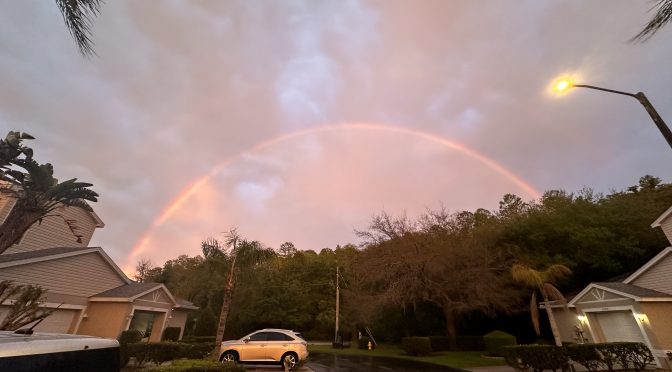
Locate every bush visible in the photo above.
<box><xmin>180</xmin><ymin>342</ymin><xmax>216</xmax><ymax>359</ymax></box>
<box><xmin>566</xmin><ymin>344</ymin><xmax>602</xmax><ymax>372</ymax></box>
<box><xmin>483</xmin><ymin>330</ymin><xmax>516</xmax><ymax>357</ymax></box>
<box><xmin>503</xmin><ymin>345</ymin><xmax>568</xmax><ymax>372</ymax></box>
<box><xmin>163</xmin><ymin>327</ymin><xmax>182</xmax><ymax>341</ymax></box>
<box><xmin>503</xmin><ymin>342</ymin><xmax>654</xmax><ymax>372</ymax></box>
<box><xmin>143</xmin><ymin>359</ymin><xmax>246</xmax><ymax>372</ymax></box>
<box><xmin>118</xmin><ymin>329</ymin><xmax>143</xmax><ymax>367</ymax></box>
<box><xmin>181</xmin><ymin>336</ymin><xmax>217</xmax><ymax>344</ymax></box>
<box><xmin>401</xmin><ymin>337</ymin><xmax>432</xmax><ymax>356</ymax></box>
<box><xmin>126</xmin><ymin>342</ymin><xmax>215</xmax><ymax>367</ymax></box>
<box><xmin>358</xmin><ymin>336</ymin><xmax>371</xmax><ymax>349</ymax></box>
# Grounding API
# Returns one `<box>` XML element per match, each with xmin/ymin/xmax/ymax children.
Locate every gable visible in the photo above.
<box><xmin>627</xmin><ymin>250</ymin><xmax>672</xmax><ymax>294</ymax></box>
<box><xmin>571</xmin><ymin>286</ymin><xmax>631</xmax><ymax>305</ymax></box>
<box><xmin>0</xmin><ymin>251</ymin><xmax>127</xmax><ymax>297</ymax></box>
<box><xmin>137</xmin><ymin>288</ymin><xmax>173</xmax><ymax>305</ymax></box>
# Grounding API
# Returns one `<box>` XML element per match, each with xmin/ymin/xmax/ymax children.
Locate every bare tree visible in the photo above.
<box><xmin>133</xmin><ymin>258</ymin><xmax>155</xmax><ymax>283</ymax></box>
<box><xmin>0</xmin><ymin>280</ymin><xmax>54</xmax><ymax>331</ymax></box>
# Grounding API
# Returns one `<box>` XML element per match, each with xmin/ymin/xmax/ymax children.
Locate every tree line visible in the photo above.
<box><xmin>139</xmin><ymin>175</ymin><xmax>672</xmax><ymax>346</ymax></box>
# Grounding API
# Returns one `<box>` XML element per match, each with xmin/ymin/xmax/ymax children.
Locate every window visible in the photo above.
<box><xmin>267</xmin><ymin>332</ymin><xmax>293</xmax><ymax>341</ymax></box>
<box><xmin>249</xmin><ymin>332</ymin><xmax>268</xmax><ymax>342</ymax></box>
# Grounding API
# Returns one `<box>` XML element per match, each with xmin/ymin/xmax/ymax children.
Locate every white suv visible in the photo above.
<box><xmin>219</xmin><ymin>328</ymin><xmax>308</xmax><ymax>369</ymax></box>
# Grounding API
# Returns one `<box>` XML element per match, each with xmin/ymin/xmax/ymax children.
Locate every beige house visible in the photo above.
<box><xmin>0</xmin><ymin>200</ymin><xmax>196</xmax><ymax>341</ymax></box>
<box><xmin>551</xmin><ymin>206</ymin><xmax>672</xmax><ymax>369</ymax></box>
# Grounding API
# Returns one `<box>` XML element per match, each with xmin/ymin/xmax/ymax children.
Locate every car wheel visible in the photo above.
<box><xmin>221</xmin><ymin>351</ymin><xmax>238</xmax><ymax>363</ymax></box>
<box><xmin>281</xmin><ymin>352</ymin><xmax>298</xmax><ymax>370</ymax></box>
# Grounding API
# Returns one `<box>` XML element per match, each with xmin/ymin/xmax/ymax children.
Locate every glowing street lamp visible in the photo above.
<box><xmin>553</xmin><ymin>78</ymin><xmax>672</xmax><ymax>150</ymax></box>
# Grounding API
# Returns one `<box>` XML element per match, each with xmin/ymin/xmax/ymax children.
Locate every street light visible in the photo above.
<box><xmin>553</xmin><ymin>78</ymin><xmax>672</xmax><ymax>150</ymax></box>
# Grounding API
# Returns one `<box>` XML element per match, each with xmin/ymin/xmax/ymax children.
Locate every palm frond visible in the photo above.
<box><xmin>55</xmin><ymin>0</ymin><xmax>103</xmax><ymax>56</ymax></box>
<box><xmin>632</xmin><ymin>0</ymin><xmax>672</xmax><ymax>42</ymax></box>
<box><xmin>530</xmin><ymin>291</ymin><xmax>540</xmax><ymax>335</ymax></box>
<box><xmin>543</xmin><ymin>283</ymin><xmax>568</xmax><ymax>305</ymax></box>
<box><xmin>511</xmin><ymin>264</ymin><xmax>543</xmax><ymax>288</ymax></box>
<box><xmin>543</xmin><ymin>264</ymin><xmax>572</xmax><ymax>283</ymax></box>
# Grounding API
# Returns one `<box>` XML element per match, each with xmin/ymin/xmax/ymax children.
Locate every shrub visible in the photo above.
<box><xmin>181</xmin><ymin>336</ymin><xmax>217</xmax><ymax>344</ymax></box>
<box><xmin>118</xmin><ymin>329</ymin><xmax>143</xmax><ymax>367</ymax></box>
<box><xmin>565</xmin><ymin>344</ymin><xmax>602</xmax><ymax>372</ymax></box>
<box><xmin>503</xmin><ymin>342</ymin><xmax>654</xmax><ymax>372</ymax></box>
<box><xmin>180</xmin><ymin>342</ymin><xmax>216</xmax><ymax>359</ymax></box>
<box><xmin>142</xmin><ymin>359</ymin><xmax>246</xmax><ymax>372</ymax></box>
<box><xmin>483</xmin><ymin>330</ymin><xmax>516</xmax><ymax>357</ymax></box>
<box><xmin>401</xmin><ymin>337</ymin><xmax>432</xmax><ymax>356</ymax></box>
<box><xmin>502</xmin><ymin>345</ymin><xmax>568</xmax><ymax>372</ymax></box>
<box><xmin>126</xmin><ymin>342</ymin><xmax>213</xmax><ymax>367</ymax></box>
<box><xmin>429</xmin><ymin>336</ymin><xmax>450</xmax><ymax>351</ymax></box>
<box><xmin>163</xmin><ymin>327</ymin><xmax>182</xmax><ymax>341</ymax></box>
<box><xmin>358</xmin><ymin>336</ymin><xmax>371</xmax><ymax>349</ymax></box>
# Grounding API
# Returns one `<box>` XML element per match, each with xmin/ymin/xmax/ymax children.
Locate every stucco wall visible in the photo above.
<box><xmin>166</xmin><ymin>310</ymin><xmax>189</xmax><ymax>340</ymax></box>
<box><xmin>77</xmin><ymin>302</ymin><xmax>132</xmax><ymax>339</ymax></box>
<box><xmin>639</xmin><ymin>302</ymin><xmax>672</xmax><ymax>349</ymax></box>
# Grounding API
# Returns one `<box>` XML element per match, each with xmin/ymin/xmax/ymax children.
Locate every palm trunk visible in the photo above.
<box><xmin>215</xmin><ymin>242</ymin><xmax>238</xmax><ymax>346</ymax></box>
<box><xmin>543</xmin><ymin>294</ymin><xmax>563</xmax><ymax>346</ymax></box>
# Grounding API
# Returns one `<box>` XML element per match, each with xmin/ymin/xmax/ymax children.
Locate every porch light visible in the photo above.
<box><xmin>635</xmin><ymin>313</ymin><xmax>648</xmax><ymax>323</ymax></box>
<box><xmin>577</xmin><ymin>315</ymin><xmax>587</xmax><ymax>322</ymax></box>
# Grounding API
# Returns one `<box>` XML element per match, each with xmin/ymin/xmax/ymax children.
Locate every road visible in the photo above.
<box><xmin>305</xmin><ymin>352</ymin><xmax>466</xmax><ymax>372</ymax></box>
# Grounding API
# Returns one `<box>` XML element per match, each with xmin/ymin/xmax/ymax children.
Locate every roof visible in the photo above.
<box><xmin>651</xmin><ymin>205</ymin><xmax>672</xmax><ymax>228</ymax></box>
<box><xmin>594</xmin><ymin>282</ymin><xmax>672</xmax><ymax>298</ymax></box>
<box><xmin>623</xmin><ymin>247</ymin><xmax>672</xmax><ymax>284</ymax></box>
<box><xmin>93</xmin><ymin>282</ymin><xmax>164</xmax><ymax>298</ymax></box>
<box><xmin>0</xmin><ymin>246</ymin><xmax>130</xmax><ymax>284</ymax></box>
<box><xmin>568</xmin><ymin>282</ymin><xmax>672</xmax><ymax>306</ymax></box>
<box><xmin>91</xmin><ymin>282</ymin><xmax>197</xmax><ymax>310</ymax></box>
<box><xmin>0</xmin><ymin>247</ymin><xmax>91</xmax><ymax>264</ymax></box>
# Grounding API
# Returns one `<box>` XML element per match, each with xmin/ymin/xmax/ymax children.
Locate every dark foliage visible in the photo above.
<box><xmin>162</xmin><ymin>327</ymin><xmax>182</xmax><ymax>341</ymax></box>
<box><xmin>484</xmin><ymin>330</ymin><xmax>517</xmax><ymax>357</ymax></box>
<box><xmin>401</xmin><ymin>337</ymin><xmax>432</xmax><ymax>356</ymax></box>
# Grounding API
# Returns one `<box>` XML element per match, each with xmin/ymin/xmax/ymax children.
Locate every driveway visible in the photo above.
<box><xmin>306</xmin><ymin>352</ymin><xmax>465</xmax><ymax>372</ymax></box>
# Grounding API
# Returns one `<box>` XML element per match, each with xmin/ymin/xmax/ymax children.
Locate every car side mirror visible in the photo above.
<box><xmin>244</xmin><ymin>338</ymin><xmax>250</xmax><ymax>343</ymax></box>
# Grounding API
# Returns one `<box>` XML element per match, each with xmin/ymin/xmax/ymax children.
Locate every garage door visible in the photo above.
<box><xmin>33</xmin><ymin>309</ymin><xmax>79</xmax><ymax>333</ymax></box>
<box><xmin>594</xmin><ymin>310</ymin><xmax>646</xmax><ymax>343</ymax></box>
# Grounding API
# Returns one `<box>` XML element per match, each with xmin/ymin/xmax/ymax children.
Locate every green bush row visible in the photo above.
<box><xmin>142</xmin><ymin>359</ymin><xmax>246</xmax><ymax>372</ymax></box>
<box><xmin>503</xmin><ymin>342</ymin><xmax>654</xmax><ymax>372</ymax></box>
<box><xmin>484</xmin><ymin>330</ymin><xmax>517</xmax><ymax>357</ymax></box>
<box><xmin>123</xmin><ymin>342</ymin><xmax>215</xmax><ymax>367</ymax></box>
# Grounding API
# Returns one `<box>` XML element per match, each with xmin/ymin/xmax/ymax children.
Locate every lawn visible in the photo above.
<box><xmin>308</xmin><ymin>343</ymin><xmax>507</xmax><ymax>369</ymax></box>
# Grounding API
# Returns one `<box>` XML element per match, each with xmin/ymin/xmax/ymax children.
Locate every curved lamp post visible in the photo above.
<box><xmin>554</xmin><ymin>80</ymin><xmax>672</xmax><ymax>150</ymax></box>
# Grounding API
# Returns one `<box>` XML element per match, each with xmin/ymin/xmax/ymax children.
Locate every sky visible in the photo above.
<box><xmin>1</xmin><ymin>1</ymin><xmax>671</xmax><ymax>274</ymax></box>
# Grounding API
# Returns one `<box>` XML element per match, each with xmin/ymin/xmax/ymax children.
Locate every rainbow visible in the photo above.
<box><xmin>123</xmin><ymin>123</ymin><xmax>540</xmax><ymax>271</ymax></box>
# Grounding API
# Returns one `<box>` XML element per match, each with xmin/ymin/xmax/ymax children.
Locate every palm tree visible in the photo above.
<box><xmin>0</xmin><ymin>131</ymin><xmax>98</xmax><ymax>255</ymax></box>
<box><xmin>633</xmin><ymin>0</ymin><xmax>672</xmax><ymax>41</ymax></box>
<box><xmin>55</xmin><ymin>0</ymin><xmax>103</xmax><ymax>56</ymax></box>
<box><xmin>214</xmin><ymin>228</ymin><xmax>240</xmax><ymax>346</ymax></box>
<box><xmin>511</xmin><ymin>263</ymin><xmax>572</xmax><ymax>346</ymax></box>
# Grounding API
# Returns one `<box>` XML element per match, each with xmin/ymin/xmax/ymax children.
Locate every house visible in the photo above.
<box><xmin>0</xmin><ymin>200</ymin><xmax>196</xmax><ymax>341</ymax></box>
<box><xmin>551</xmin><ymin>205</ymin><xmax>672</xmax><ymax>369</ymax></box>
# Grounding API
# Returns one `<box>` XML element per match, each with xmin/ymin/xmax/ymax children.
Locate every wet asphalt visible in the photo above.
<box><xmin>306</xmin><ymin>352</ymin><xmax>466</xmax><ymax>372</ymax></box>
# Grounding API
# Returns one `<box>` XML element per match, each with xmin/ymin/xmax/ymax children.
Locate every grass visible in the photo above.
<box><xmin>308</xmin><ymin>343</ymin><xmax>507</xmax><ymax>369</ymax></box>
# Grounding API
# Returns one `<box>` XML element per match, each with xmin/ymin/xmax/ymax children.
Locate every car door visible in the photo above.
<box><xmin>264</xmin><ymin>332</ymin><xmax>291</xmax><ymax>361</ymax></box>
<box><xmin>239</xmin><ymin>331</ymin><xmax>269</xmax><ymax>361</ymax></box>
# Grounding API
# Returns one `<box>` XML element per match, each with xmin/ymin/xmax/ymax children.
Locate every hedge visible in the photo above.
<box><xmin>118</xmin><ymin>329</ymin><xmax>143</xmax><ymax>367</ymax></box>
<box><xmin>142</xmin><ymin>359</ymin><xmax>246</xmax><ymax>372</ymax></box>
<box><xmin>125</xmin><ymin>342</ymin><xmax>216</xmax><ymax>367</ymax></box>
<box><xmin>163</xmin><ymin>327</ymin><xmax>182</xmax><ymax>341</ymax></box>
<box><xmin>484</xmin><ymin>330</ymin><xmax>517</xmax><ymax>357</ymax></box>
<box><xmin>503</xmin><ymin>342</ymin><xmax>654</xmax><ymax>372</ymax></box>
<box><xmin>401</xmin><ymin>337</ymin><xmax>432</xmax><ymax>356</ymax></box>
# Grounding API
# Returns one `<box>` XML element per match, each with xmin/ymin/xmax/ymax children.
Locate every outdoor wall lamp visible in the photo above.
<box><xmin>552</xmin><ymin>77</ymin><xmax>672</xmax><ymax>150</ymax></box>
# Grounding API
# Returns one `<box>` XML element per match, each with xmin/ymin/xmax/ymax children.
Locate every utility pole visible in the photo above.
<box><xmin>334</xmin><ymin>266</ymin><xmax>340</xmax><ymax>344</ymax></box>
